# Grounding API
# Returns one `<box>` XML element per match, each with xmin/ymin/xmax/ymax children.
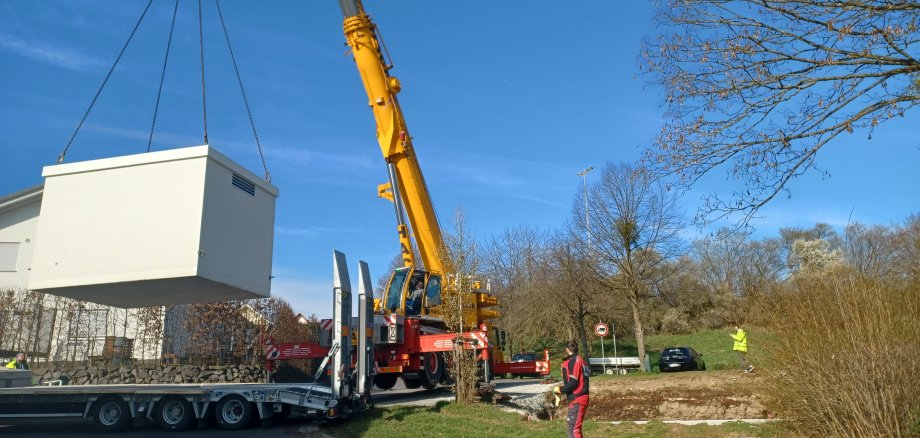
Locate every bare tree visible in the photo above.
<box><xmin>892</xmin><ymin>213</ymin><xmax>920</xmax><ymax>281</ymax></box>
<box><xmin>695</xmin><ymin>229</ymin><xmax>785</xmax><ymax>296</ymax></box>
<box><xmin>575</xmin><ymin>163</ymin><xmax>686</xmax><ymax>367</ymax></box>
<box><xmin>843</xmin><ymin>222</ymin><xmax>898</xmax><ymax>278</ymax></box>
<box><xmin>642</xmin><ymin>0</ymin><xmax>920</xmax><ymax>223</ymax></box>
<box><xmin>440</xmin><ymin>206</ymin><xmax>483</xmax><ymax>404</ymax></box>
<box><xmin>482</xmin><ymin>225</ymin><xmax>557</xmax><ymax>351</ymax></box>
<box><xmin>547</xmin><ymin>235</ymin><xmax>601</xmax><ymax>360</ymax></box>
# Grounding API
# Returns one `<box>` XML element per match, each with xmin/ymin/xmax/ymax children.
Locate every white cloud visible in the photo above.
<box><xmin>0</xmin><ymin>32</ymin><xmax>105</xmax><ymax>72</ymax></box>
<box><xmin>507</xmin><ymin>193</ymin><xmax>569</xmax><ymax>209</ymax></box>
<box><xmin>82</xmin><ymin>123</ymin><xmax>203</xmax><ymax>147</ymax></box>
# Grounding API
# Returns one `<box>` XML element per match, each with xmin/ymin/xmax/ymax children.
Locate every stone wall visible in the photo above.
<box><xmin>32</xmin><ymin>364</ymin><xmax>266</xmax><ymax>385</ymax></box>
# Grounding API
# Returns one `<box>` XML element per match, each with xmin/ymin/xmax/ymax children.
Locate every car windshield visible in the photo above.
<box><xmin>662</xmin><ymin>348</ymin><xmax>687</xmax><ymax>356</ymax></box>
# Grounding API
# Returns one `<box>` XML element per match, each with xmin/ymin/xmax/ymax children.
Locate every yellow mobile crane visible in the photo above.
<box><xmin>339</xmin><ymin>0</ymin><xmax>498</xmax><ymax>328</ymax></box>
<box><xmin>269</xmin><ymin>1</ymin><xmax>552</xmax><ymax>390</ymax></box>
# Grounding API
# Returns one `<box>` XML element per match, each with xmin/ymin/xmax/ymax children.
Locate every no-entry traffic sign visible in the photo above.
<box><xmin>595</xmin><ymin>322</ymin><xmax>609</xmax><ymax>337</ymax></box>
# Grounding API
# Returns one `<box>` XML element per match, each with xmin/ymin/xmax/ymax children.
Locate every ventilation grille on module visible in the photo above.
<box><xmin>232</xmin><ymin>173</ymin><xmax>256</xmax><ymax>196</ymax></box>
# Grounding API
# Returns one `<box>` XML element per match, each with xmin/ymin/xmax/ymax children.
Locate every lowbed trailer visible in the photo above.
<box><xmin>0</xmin><ymin>251</ymin><xmax>373</xmax><ymax>432</ymax></box>
<box><xmin>0</xmin><ymin>382</ymin><xmax>338</xmax><ymax>432</ymax></box>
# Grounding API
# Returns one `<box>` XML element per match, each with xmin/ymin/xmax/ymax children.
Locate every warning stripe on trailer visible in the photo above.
<box><xmin>320</xmin><ymin>319</ymin><xmax>333</xmax><ymax>330</ymax></box>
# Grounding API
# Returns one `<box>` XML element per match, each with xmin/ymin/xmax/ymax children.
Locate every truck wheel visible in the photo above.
<box><xmin>374</xmin><ymin>374</ymin><xmax>398</xmax><ymax>390</ymax></box>
<box><xmin>154</xmin><ymin>396</ymin><xmax>195</xmax><ymax>431</ymax></box>
<box><xmin>402</xmin><ymin>377</ymin><xmax>421</xmax><ymax>389</ymax></box>
<box><xmin>215</xmin><ymin>394</ymin><xmax>254</xmax><ymax>431</ymax></box>
<box><xmin>92</xmin><ymin>395</ymin><xmax>133</xmax><ymax>433</ymax></box>
<box><xmin>420</xmin><ymin>352</ymin><xmax>443</xmax><ymax>389</ymax></box>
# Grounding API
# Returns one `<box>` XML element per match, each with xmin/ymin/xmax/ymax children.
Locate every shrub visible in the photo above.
<box><xmin>759</xmin><ymin>271</ymin><xmax>920</xmax><ymax>437</ymax></box>
<box><xmin>658</xmin><ymin>308</ymin><xmax>690</xmax><ymax>334</ymax></box>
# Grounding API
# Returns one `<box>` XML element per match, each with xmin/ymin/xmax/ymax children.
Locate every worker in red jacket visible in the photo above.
<box><xmin>554</xmin><ymin>340</ymin><xmax>589</xmax><ymax>438</ymax></box>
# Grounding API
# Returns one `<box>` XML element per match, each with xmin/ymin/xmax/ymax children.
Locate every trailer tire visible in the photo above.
<box><xmin>92</xmin><ymin>395</ymin><xmax>133</xmax><ymax>433</ymax></box>
<box><xmin>374</xmin><ymin>374</ymin><xmax>398</xmax><ymax>390</ymax></box>
<box><xmin>420</xmin><ymin>352</ymin><xmax>443</xmax><ymax>389</ymax></box>
<box><xmin>154</xmin><ymin>396</ymin><xmax>195</xmax><ymax>431</ymax></box>
<box><xmin>215</xmin><ymin>394</ymin><xmax>254</xmax><ymax>430</ymax></box>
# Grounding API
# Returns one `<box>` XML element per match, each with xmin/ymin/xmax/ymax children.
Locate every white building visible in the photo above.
<box><xmin>0</xmin><ymin>184</ymin><xmax>42</xmax><ymax>291</ymax></box>
<box><xmin>0</xmin><ymin>184</ymin><xmax>166</xmax><ymax>363</ymax></box>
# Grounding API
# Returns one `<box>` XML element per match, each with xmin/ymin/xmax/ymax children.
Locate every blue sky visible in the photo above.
<box><xmin>2</xmin><ymin>1</ymin><xmax>917</xmax><ymax>317</ymax></box>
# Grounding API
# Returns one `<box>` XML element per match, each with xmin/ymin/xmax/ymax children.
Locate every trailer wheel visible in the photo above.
<box><xmin>374</xmin><ymin>374</ymin><xmax>398</xmax><ymax>390</ymax></box>
<box><xmin>92</xmin><ymin>395</ymin><xmax>133</xmax><ymax>433</ymax></box>
<box><xmin>154</xmin><ymin>396</ymin><xmax>195</xmax><ymax>431</ymax></box>
<box><xmin>420</xmin><ymin>352</ymin><xmax>443</xmax><ymax>389</ymax></box>
<box><xmin>215</xmin><ymin>394</ymin><xmax>254</xmax><ymax>430</ymax></box>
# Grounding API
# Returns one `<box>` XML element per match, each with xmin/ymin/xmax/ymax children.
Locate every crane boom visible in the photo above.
<box><xmin>337</xmin><ymin>1</ymin><xmax>498</xmax><ymax>327</ymax></box>
<box><xmin>338</xmin><ymin>1</ymin><xmax>444</xmax><ymax>275</ymax></box>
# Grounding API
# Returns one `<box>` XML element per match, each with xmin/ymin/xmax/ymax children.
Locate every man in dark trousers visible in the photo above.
<box><xmin>554</xmin><ymin>340</ymin><xmax>589</xmax><ymax>438</ymax></box>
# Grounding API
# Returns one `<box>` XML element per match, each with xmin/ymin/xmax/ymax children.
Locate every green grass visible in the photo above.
<box><xmin>321</xmin><ymin>401</ymin><xmax>779</xmax><ymax>437</ymax></box>
<box><xmin>584</xmin><ymin>327</ymin><xmax>769</xmax><ymax>373</ymax></box>
<box><xmin>533</xmin><ymin>327</ymin><xmax>772</xmax><ymax>380</ymax></box>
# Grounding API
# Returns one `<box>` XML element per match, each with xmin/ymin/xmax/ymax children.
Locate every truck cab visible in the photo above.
<box><xmin>377</xmin><ymin>267</ymin><xmax>441</xmax><ymax>317</ymax></box>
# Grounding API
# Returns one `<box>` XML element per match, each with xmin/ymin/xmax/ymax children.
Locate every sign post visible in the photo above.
<box><xmin>611</xmin><ymin>321</ymin><xmax>618</xmax><ymax>374</ymax></box>
<box><xmin>594</xmin><ymin>322</ymin><xmax>609</xmax><ymax>375</ymax></box>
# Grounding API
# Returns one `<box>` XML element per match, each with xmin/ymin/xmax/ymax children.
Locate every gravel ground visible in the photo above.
<box><xmin>491</xmin><ymin>379</ymin><xmax>555</xmax><ymax>419</ymax></box>
<box><xmin>370</xmin><ymin>377</ymin><xmax>556</xmax><ymax>419</ymax></box>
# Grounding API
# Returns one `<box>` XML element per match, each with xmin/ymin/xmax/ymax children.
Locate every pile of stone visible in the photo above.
<box><xmin>32</xmin><ymin>364</ymin><xmax>265</xmax><ymax>385</ymax></box>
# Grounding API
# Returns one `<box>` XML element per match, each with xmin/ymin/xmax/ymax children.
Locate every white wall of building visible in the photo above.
<box><xmin>0</xmin><ymin>190</ymin><xmax>41</xmax><ymax>290</ymax></box>
<box><xmin>0</xmin><ymin>187</ymin><xmax>166</xmax><ymax>362</ymax></box>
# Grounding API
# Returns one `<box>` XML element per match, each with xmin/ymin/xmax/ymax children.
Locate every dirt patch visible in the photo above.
<box><xmin>552</xmin><ymin>371</ymin><xmax>768</xmax><ymax>421</ymax></box>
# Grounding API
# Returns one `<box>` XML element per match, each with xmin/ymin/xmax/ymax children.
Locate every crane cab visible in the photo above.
<box><xmin>378</xmin><ymin>267</ymin><xmax>441</xmax><ymax>317</ymax></box>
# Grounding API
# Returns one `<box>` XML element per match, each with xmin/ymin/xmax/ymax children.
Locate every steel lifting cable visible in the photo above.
<box><xmin>57</xmin><ymin>0</ymin><xmax>154</xmax><ymax>164</ymax></box>
<box><xmin>147</xmin><ymin>0</ymin><xmax>180</xmax><ymax>153</ymax></box>
<box><xmin>214</xmin><ymin>0</ymin><xmax>271</xmax><ymax>182</ymax></box>
<box><xmin>198</xmin><ymin>0</ymin><xmax>209</xmax><ymax>145</ymax></box>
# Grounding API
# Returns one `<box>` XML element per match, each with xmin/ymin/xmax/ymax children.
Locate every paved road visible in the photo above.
<box><xmin>0</xmin><ymin>378</ymin><xmax>548</xmax><ymax>436</ymax></box>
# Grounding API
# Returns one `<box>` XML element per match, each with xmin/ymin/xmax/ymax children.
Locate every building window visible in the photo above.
<box><xmin>0</xmin><ymin>242</ymin><xmax>19</xmax><ymax>272</ymax></box>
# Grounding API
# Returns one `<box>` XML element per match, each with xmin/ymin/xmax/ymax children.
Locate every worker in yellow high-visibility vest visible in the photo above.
<box><xmin>5</xmin><ymin>352</ymin><xmax>30</xmax><ymax>370</ymax></box>
<box><xmin>730</xmin><ymin>325</ymin><xmax>754</xmax><ymax>373</ymax></box>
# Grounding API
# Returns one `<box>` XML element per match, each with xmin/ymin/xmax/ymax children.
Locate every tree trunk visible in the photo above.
<box><xmin>578</xmin><ymin>319</ymin><xmax>589</xmax><ymax>363</ymax></box>
<box><xmin>628</xmin><ymin>290</ymin><xmax>647</xmax><ymax>371</ymax></box>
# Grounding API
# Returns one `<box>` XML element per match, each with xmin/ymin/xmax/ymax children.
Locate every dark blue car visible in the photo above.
<box><xmin>658</xmin><ymin>347</ymin><xmax>706</xmax><ymax>372</ymax></box>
